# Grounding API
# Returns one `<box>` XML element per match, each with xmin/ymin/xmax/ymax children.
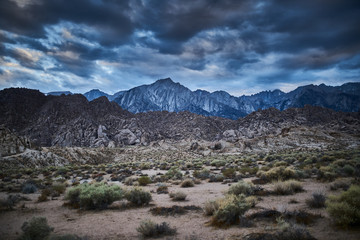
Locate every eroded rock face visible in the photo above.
<box><xmin>115</xmin><ymin>129</ymin><xmax>139</xmax><ymax>145</ymax></box>
<box><xmin>0</xmin><ymin>127</ymin><xmax>33</xmax><ymax>157</ymax></box>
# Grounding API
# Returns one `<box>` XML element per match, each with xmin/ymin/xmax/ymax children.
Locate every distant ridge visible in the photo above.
<box><xmin>83</xmin><ymin>78</ymin><xmax>360</xmax><ymax>119</ymax></box>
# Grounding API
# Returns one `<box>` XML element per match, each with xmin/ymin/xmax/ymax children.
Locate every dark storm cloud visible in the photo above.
<box><xmin>0</xmin><ymin>0</ymin><xmax>359</xmax><ymax>94</ymax></box>
<box><xmin>0</xmin><ymin>0</ymin><xmax>134</xmax><ymax>46</ymax></box>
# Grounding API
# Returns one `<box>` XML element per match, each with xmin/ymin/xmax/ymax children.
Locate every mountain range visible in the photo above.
<box><xmin>49</xmin><ymin>78</ymin><xmax>360</xmax><ymax>120</ymax></box>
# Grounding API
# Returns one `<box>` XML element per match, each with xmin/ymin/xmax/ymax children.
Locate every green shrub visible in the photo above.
<box><xmin>342</xmin><ymin>165</ymin><xmax>355</xmax><ymax>176</ymax></box>
<box><xmin>222</xmin><ymin>168</ymin><xmax>236</xmax><ymax>178</ymax></box>
<box><xmin>136</xmin><ymin>219</ymin><xmax>176</xmax><ymax>238</ymax></box>
<box><xmin>180</xmin><ymin>179</ymin><xmax>195</xmax><ymax>188</ymax></box>
<box><xmin>165</xmin><ymin>167</ymin><xmax>183</xmax><ymax>180</ymax></box>
<box><xmin>193</xmin><ymin>168</ymin><xmax>210</xmax><ymax>179</ymax></box>
<box><xmin>227</xmin><ymin>181</ymin><xmax>255</xmax><ymax>196</ymax></box>
<box><xmin>306</xmin><ymin>192</ymin><xmax>326</xmax><ymax>208</ymax></box>
<box><xmin>211</xmin><ymin>194</ymin><xmax>250</xmax><ymax>226</ymax></box>
<box><xmin>169</xmin><ymin>191</ymin><xmax>187</xmax><ymax>201</ymax></box>
<box><xmin>209</xmin><ymin>173</ymin><xmax>224</xmax><ymax>182</ymax></box>
<box><xmin>210</xmin><ymin>160</ymin><xmax>226</xmax><ymax>167</ymax></box>
<box><xmin>273</xmin><ymin>180</ymin><xmax>303</xmax><ymax>195</ymax></box>
<box><xmin>52</xmin><ymin>182</ymin><xmax>67</xmax><ymax>194</ymax></box>
<box><xmin>65</xmin><ymin>183</ymin><xmax>124</xmax><ymax>210</ymax></box>
<box><xmin>326</xmin><ymin>185</ymin><xmax>360</xmax><ymax>226</ymax></box>
<box><xmin>125</xmin><ymin>187</ymin><xmax>152</xmax><ymax>206</ymax></box>
<box><xmin>329</xmin><ymin>178</ymin><xmax>351</xmax><ymax>191</ymax></box>
<box><xmin>138</xmin><ymin>176</ymin><xmax>152</xmax><ymax>186</ymax></box>
<box><xmin>257</xmin><ymin>166</ymin><xmax>297</xmax><ymax>181</ymax></box>
<box><xmin>276</xmin><ymin>218</ymin><xmax>315</xmax><ymax>240</ymax></box>
<box><xmin>19</xmin><ymin>217</ymin><xmax>53</xmax><ymax>240</ymax></box>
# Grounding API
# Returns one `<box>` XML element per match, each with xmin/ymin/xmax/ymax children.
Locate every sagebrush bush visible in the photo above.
<box><xmin>169</xmin><ymin>191</ymin><xmax>187</xmax><ymax>201</ymax></box>
<box><xmin>22</xmin><ymin>183</ymin><xmax>37</xmax><ymax>194</ymax></box>
<box><xmin>180</xmin><ymin>179</ymin><xmax>195</xmax><ymax>188</ymax></box>
<box><xmin>227</xmin><ymin>181</ymin><xmax>255</xmax><ymax>196</ymax></box>
<box><xmin>210</xmin><ymin>194</ymin><xmax>251</xmax><ymax>226</ymax></box>
<box><xmin>276</xmin><ymin>218</ymin><xmax>315</xmax><ymax>240</ymax></box>
<box><xmin>156</xmin><ymin>185</ymin><xmax>168</xmax><ymax>194</ymax></box>
<box><xmin>222</xmin><ymin>168</ymin><xmax>236</xmax><ymax>178</ymax></box>
<box><xmin>273</xmin><ymin>180</ymin><xmax>303</xmax><ymax>195</ymax></box>
<box><xmin>326</xmin><ymin>185</ymin><xmax>360</xmax><ymax>226</ymax></box>
<box><xmin>257</xmin><ymin>166</ymin><xmax>297</xmax><ymax>181</ymax></box>
<box><xmin>125</xmin><ymin>187</ymin><xmax>152</xmax><ymax>206</ymax></box>
<box><xmin>193</xmin><ymin>168</ymin><xmax>210</xmax><ymax>180</ymax></box>
<box><xmin>138</xmin><ymin>176</ymin><xmax>152</xmax><ymax>186</ymax></box>
<box><xmin>329</xmin><ymin>178</ymin><xmax>351</xmax><ymax>191</ymax></box>
<box><xmin>136</xmin><ymin>219</ymin><xmax>176</xmax><ymax>238</ymax></box>
<box><xmin>165</xmin><ymin>167</ymin><xmax>183</xmax><ymax>180</ymax></box>
<box><xmin>19</xmin><ymin>217</ymin><xmax>53</xmax><ymax>240</ymax></box>
<box><xmin>209</xmin><ymin>173</ymin><xmax>224</xmax><ymax>182</ymax></box>
<box><xmin>65</xmin><ymin>183</ymin><xmax>124</xmax><ymax>210</ymax></box>
<box><xmin>306</xmin><ymin>192</ymin><xmax>326</xmax><ymax>208</ymax></box>
<box><xmin>51</xmin><ymin>182</ymin><xmax>67</xmax><ymax>194</ymax></box>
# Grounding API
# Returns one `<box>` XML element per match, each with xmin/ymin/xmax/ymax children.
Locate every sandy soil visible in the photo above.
<box><xmin>1</xmin><ymin>179</ymin><xmax>359</xmax><ymax>240</ymax></box>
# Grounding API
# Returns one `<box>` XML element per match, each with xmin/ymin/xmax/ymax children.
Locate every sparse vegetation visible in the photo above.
<box><xmin>306</xmin><ymin>192</ymin><xmax>326</xmax><ymax>208</ymax></box>
<box><xmin>273</xmin><ymin>180</ymin><xmax>303</xmax><ymax>195</ymax></box>
<box><xmin>326</xmin><ymin>185</ymin><xmax>360</xmax><ymax>226</ymax></box>
<box><xmin>65</xmin><ymin>183</ymin><xmax>124</xmax><ymax>209</ymax></box>
<box><xmin>125</xmin><ymin>187</ymin><xmax>152</xmax><ymax>206</ymax></box>
<box><xmin>209</xmin><ymin>194</ymin><xmax>251</xmax><ymax>226</ymax></box>
<box><xmin>169</xmin><ymin>191</ymin><xmax>187</xmax><ymax>201</ymax></box>
<box><xmin>227</xmin><ymin>181</ymin><xmax>255</xmax><ymax>196</ymax></box>
<box><xmin>137</xmin><ymin>219</ymin><xmax>176</xmax><ymax>238</ymax></box>
<box><xmin>19</xmin><ymin>217</ymin><xmax>53</xmax><ymax>240</ymax></box>
<box><xmin>180</xmin><ymin>178</ymin><xmax>195</xmax><ymax>188</ymax></box>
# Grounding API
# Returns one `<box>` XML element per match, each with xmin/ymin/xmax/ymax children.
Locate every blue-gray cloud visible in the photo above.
<box><xmin>0</xmin><ymin>0</ymin><xmax>359</xmax><ymax>95</ymax></box>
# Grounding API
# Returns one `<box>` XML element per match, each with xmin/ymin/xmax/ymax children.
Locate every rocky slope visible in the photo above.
<box><xmin>84</xmin><ymin>78</ymin><xmax>360</xmax><ymax>120</ymax></box>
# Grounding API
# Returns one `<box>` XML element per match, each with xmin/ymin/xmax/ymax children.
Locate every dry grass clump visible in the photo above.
<box><xmin>273</xmin><ymin>180</ymin><xmax>303</xmax><ymax>195</ymax></box>
<box><xmin>227</xmin><ymin>181</ymin><xmax>255</xmax><ymax>196</ymax></box>
<box><xmin>306</xmin><ymin>192</ymin><xmax>326</xmax><ymax>208</ymax></box>
<box><xmin>169</xmin><ymin>191</ymin><xmax>187</xmax><ymax>201</ymax></box>
<box><xmin>257</xmin><ymin>166</ymin><xmax>298</xmax><ymax>182</ymax></box>
<box><xmin>205</xmin><ymin>194</ymin><xmax>251</xmax><ymax>227</ymax></box>
<box><xmin>180</xmin><ymin>179</ymin><xmax>195</xmax><ymax>188</ymax></box>
<box><xmin>137</xmin><ymin>219</ymin><xmax>176</xmax><ymax>238</ymax></box>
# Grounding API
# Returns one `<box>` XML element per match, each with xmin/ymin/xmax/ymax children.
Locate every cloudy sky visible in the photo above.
<box><xmin>0</xmin><ymin>0</ymin><xmax>359</xmax><ymax>96</ymax></box>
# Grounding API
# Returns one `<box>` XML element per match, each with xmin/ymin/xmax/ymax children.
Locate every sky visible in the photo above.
<box><xmin>0</xmin><ymin>0</ymin><xmax>359</xmax><ymax>96</ymax></box>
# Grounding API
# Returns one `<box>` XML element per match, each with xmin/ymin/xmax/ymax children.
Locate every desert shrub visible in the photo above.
<box><xmin>22</xmin><ymin>183</ymin><xmax>37</xmax><ymax>194</ymax></box>
<box><xmin>137</xmin><ymin>219</ymin><xmax>176</xmax><ymax>238</ymax></box>
<box><xmin>326</xmin><ymin>185</ymin><xmax>360</xmax><ymax>226</ymax></box>
<box><xmin>227</xmin><ymin>181</ymin><xmax>255</xmax><ymax>196</ymax></box>
<box><xmin>306</xmin><ymin>192</ymin><xmax>326</xmax><ymax>208</ymax></box>
<box><xmin>209</xmin><ymin>173</ymin><xmax>224</xmax><ymax>182</ymax></box>
<box><xmin>165</xmin><ymin>167</ymin><xmax>183</xmax><ymax>180</ymax></box>
<box><xmin>342</xmin><ymin>165</ymin><xmax>355</xmax><ymax>176</ymax></box>
<box><xmin>52</xmin><ymin>182</ymin><xmax>67</xmax><ymax>194</ymax></box>
<box><xmin>222</xmin><ymin>168</ymin><xmax>236</xmax><ymax>178</ymax></box>
<box><xmin>193</xmin><ymin>168</ymin><xmax>210</xmax><ymax>180</ymax></box>
<box><xmin>204</xmin><ymin>200</ymin><xmax>219</xmax><ymax>216</ymax></box>
<box><xmin>239</xmin><ymin>166</ymin><xmax>259</xmax><ymax>175</ymax></box>
<box><xmin>65</xmin><ymin>183</ymin><xmax>124</xmax><ymax>210</ymax></box>
<box><xmin>273</xmin><ymin>180</ymin><xmax>303</xmax><ymax>195</ymax></box>
<box><xmin>19</xmin><ymin>217</ymin><xmax>53</xmax><ymax>240</ymax></box>
<box><xmin>257</xmin><ymin>166</ymin><xmax>297</xmax><ymax>182</ymax></box>
<box><xmin>124</xmin><ymin>177</ymin><xmax>136</xmax><ymax>186</ymax></box>
<box><xmin>211</xmin><ymin>194</ymin><xmax>251</xmax><ymax>226</ymax></box>
<box><xmin>180</xmin><ymin>179</ymin><xmax>195</xmax><ymax>188</ymax></box>
<box><xmin>169</xmin><ymin>191</ymin><xmax>187</xmax><ymax>201</ymax></box>
<box><xmin>156</xmin><ymin>184</ymin><xmax>168</xmax><ymax>194</ymax></box>
<box><xmin>210</xmin><ymin>160</ymin><xmax>226</xmax><ymax>167</ymax></box>
<box><xmin>329</xmin><ymin>178</ymin><xmax>351</xmax><ymax>191</ymax></box>
<box><xmin>125</xmin><ymin>187</ymin><xmax>152</xmax><ymax>206</ymax></box>
<box><xmin>276</xmin><ymin>218</ymin><xmax>315</xmax><ymax>240</ymax></box>
<box><xmin>245</xmin><ymin>196</ymin><xmax>258</xmax><ymax>208</ymax></box>
<box><xmin>138</xmin><ymin>176</ymin><xmax>151</xmax><ymax>186</ymax></box>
